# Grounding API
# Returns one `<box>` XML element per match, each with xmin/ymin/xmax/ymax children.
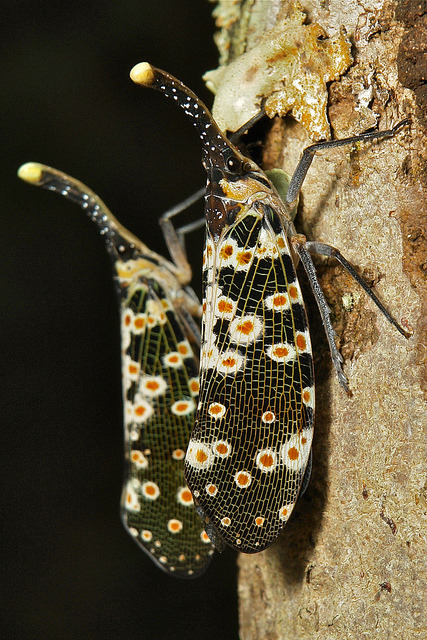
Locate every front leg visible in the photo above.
<box><xmin>291</xmin><ymin>234</ymin><xmax>349</xmax><ymax>393</ymax></box>
<box><xmin>291</xmin><ymin>235</ymin><xmax>411</xmax><ymax>392</ymax></box>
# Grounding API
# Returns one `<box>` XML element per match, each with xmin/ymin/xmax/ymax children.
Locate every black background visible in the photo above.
<box><xmin>2</xmin><ymin>2</ymin><xmax>239</xmax><ymax>638</ymax></box>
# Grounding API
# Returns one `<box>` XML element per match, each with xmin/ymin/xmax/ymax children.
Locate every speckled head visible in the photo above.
<box><xmin>130</xmin><ymin>62</ymin><xmax>263</xmax><ymax>238</ymax></box>
<box><xmin>17</xmin><ymin>162</ymin><xmax>150</xmax><ymax>263</ymax></box>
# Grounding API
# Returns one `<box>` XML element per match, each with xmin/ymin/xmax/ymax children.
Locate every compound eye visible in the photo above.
<box><xmin>225</xmin><ymin>156</ymin><xmax>241</xmax><ymax>173</ymax></box>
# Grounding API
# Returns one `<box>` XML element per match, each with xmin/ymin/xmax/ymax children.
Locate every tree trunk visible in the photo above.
<box><xmin>208</xmin><ymin>1</ymin><xmax>426</xmax><ymax>638</ymax></box>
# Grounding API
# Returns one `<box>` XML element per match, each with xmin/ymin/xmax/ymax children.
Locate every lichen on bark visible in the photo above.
<box><xmin>205</xmin><ymin>1</ymin><xmax>352</xmax><ymax>139</ymax></box>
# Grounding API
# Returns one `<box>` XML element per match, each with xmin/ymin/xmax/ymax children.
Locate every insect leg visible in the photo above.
<box><xmin>158</xmin><ymin>189</ymin><xmax>208</xmax><ymax>346</ymax></box>
<box><xmin>174</xmin><ymin>299</ymin><xmax>202</xmax><ymax>348</ymax></box>
<box><xmin>305</xmin><ymin>241</ymin><xmax>411</xmax><ymax>338</ymax></box>
<box><xmin>291</xmin><ymin>235</ymin><xmax>350</xmax><ymax>393</ymax></box>
<box><xmin>285</xmin><ymin>119</ymin><xmax>409</xmax><ymax>207</ymax></box>
<box><xmin>194</xmin><ymin>503</ymin><xmax>226</xmax><ymax>553</ymax></box>
<box><xmin>300</xmin><ymin>449</ymin><xmax>313</xmax><ymax>497</ymax></box>
<box><xmin>159</xmin><ymin>187</ymin><xmax>205</xmax><ymax>283</ymax></box>
<box><xmin>228</xmin><ymin>105</ymin><xmax>265</xmax><ymax>143</ymax></box>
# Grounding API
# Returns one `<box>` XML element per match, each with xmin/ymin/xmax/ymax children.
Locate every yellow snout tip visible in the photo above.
<box><xmin>17</xmin><ymin>162</ymin><xmax>43</xmax><ymax>184</ymax></box>
<box><xmin>130</xmin><ymin>62</ymin><xmax>155</xmax><ymax>86</ymax></box>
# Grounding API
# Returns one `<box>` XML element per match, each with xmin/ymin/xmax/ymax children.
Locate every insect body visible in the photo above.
<box><xmin>18</xmin><ymin>162</ymin><xmax>214</xmax><ymax>577</ymax></box>
<box><xmin>131</xmin><ymin>63</ymin><xmax>409</xmax><ymax>554</ymax></box>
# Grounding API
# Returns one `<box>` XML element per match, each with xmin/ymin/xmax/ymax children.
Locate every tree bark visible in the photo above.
<box><xmin>208</xmin><ymin>1</ymin><xmax>426</xmax><ymax>638</ymax></box>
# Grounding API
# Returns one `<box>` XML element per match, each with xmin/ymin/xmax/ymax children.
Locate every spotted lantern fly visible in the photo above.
<box><xmin>130</xmin><ymin>62</ymin><xmax>409</xmax><ymax>554</ymax></box>
<box><xmin>18</xmin><ymin>162</ymin><xmax>213</xmax><ymax>577</ymax></box>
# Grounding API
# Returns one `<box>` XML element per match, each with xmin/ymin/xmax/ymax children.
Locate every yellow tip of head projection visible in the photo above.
<box><xmin>130</xmin><ymin>62</ymin><xmax>155</xmax><ymax>86</ymax></box>
<box><xmin>17</xmin><ymin>162</ymin><xmax>43</xmax><ymax>184</ymax></box>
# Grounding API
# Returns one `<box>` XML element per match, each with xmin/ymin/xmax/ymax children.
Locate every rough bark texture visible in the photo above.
<box><xmin>209</xmin><ymin>1</ymin><xmax>426</xmax><ymax>638</ymax></box>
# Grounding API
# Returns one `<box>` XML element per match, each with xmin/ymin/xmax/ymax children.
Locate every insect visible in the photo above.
<box><xmin>130</xmin><ymin>62</ymin><xmax>410</xmax><ymax>554</ymax></box>
<box><xmin>18</xmin><ymin>162</ymin><xmax>214</xmax><ymax>577</ymax></box>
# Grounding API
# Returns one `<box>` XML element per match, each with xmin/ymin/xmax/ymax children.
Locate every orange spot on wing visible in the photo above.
<box><xmin>196</xmin><ymin>449</ymin><xmax>208</xmax><ymax>464</ymax></box>
<box><xmin>296</xmin><ymin>334</ymin><xmax>307</xmax><ymax>350</ymax></box>
<box><xmin>220</xmin><ymin>244</ymin><xmax>234</xmax><ymax>259</ymax></box>
<box><xmin>237</xmin><ymin>473</ymin><xmax>249</xmax><ymax>486</ymax></box>
<box><xmin>289</xmin><ymin>285</ymin><xmax>298</xmax><ymax>299</ymax></box>
<box><xmin>216</xmin><ymin>443</ymin><xmax>228</xmax><ymax>455</ymax></box>
<box><xmin>222</xmin><ymin>356</ymin><xmax>237</xmax><ymax>367</ymax></box>
<box><xmin>181</xmin><ymin>490</ymin><xmax>192</xmax><ymax>502</ymax></box>
<box><xmin>146</xmin><ymin>380</ymin><xmax>159</xmax><ymax>391</ymax></box>
<box><xmin>274</xmin><ymin>294</ymin><xmax>288</xmax><ymax>307</ymax></box>
<box><xmin>288</xmin><ymin>447</ymin><xmax>299</xmax><ymax>461</ymax></box>
<box><xmin>274</xmin><ymin>346</ymin><xmax>289</xmax><ymax>358</ymax></box>
<box><xmin>134</xmin><ymin>317</ymin><xmax>146</xmax><ymax>329</ymax></box>
<box><xmin>145</xmin><ymin>485</ymin><xmax>156</xmax><ymax>496</ymax></box>
<box><xmin>236</xmin><ymin>320</ymin><xmax>254</xmax><ymax>335</ymax></box>
<box><xmin>236</xmin><ymin>251</ymin><xmax>252</xmax><ymax>265</ymax></box>
<box><xmin>218</xmin><ymin>299</ymin><xmax>234</xmax><ymax>313</ymax></box>
<box><xmin>135</xmin><ymin>405</ymin><xmax>147</xmax><ymax>416</ymax></box>
<box><xmin>210</xmin><ymin>405</ymin><xmax>222</xmax><ymax>415</ymax></box>
<box><xmin>260</xmin><ymin>453</ymin><xmax>274</xmax><ymax>467</ymax></box>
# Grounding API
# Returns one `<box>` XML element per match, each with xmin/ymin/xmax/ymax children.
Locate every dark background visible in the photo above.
<box><xmin>2</xmin><ymin>2</ymin><xmax>239</xmax><ymax>638</ymax></box>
